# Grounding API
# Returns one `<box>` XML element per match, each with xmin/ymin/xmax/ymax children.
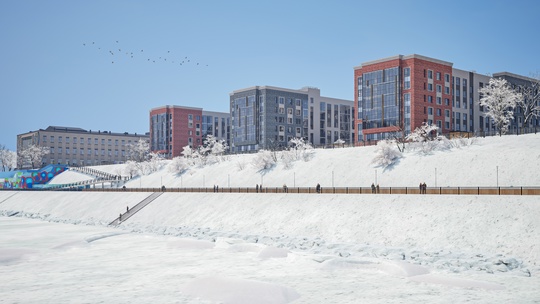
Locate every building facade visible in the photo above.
<box><xmin>149</xmin><ymin>105</ymin><xmax>230</xmax><ymax>158</ymax></box>
<box><xmin>229</xmin><ymin>86</ymin><xmax>353</xmax><ymax>152</ymax></box>
<box><xmin>492</xmin><ymin>72</ymin><xmax>540</xmax><ymax>133</ymax></box>
<box><xmin>354</xmin><ymin>54</ymin><xmax>453</xmax><ymax>142</ymax></box>
<box><xmin>17</xmin><ymin>126</ymin><xmax>149</xmax><ymax>168</ymax></box>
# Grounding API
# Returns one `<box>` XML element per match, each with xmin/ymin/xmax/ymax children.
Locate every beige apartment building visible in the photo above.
<box><xmin>17</xmin><ymin>126</ymin><xmax>149</xmax><ymax>168</ymax></box>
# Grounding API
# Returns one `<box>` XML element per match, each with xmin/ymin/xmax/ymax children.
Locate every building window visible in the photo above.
<box><xmin>66</xmin><ymin>137</ymin><xmax>70</xmax><ymax>143</ymax></box>
<box><xmin>428</xmin><ymin>83</ymin><xmax>433</xmax><ymax>91</ymax></box>
<box><xmin>445</xmin><ymin>74</ymin><xmax>450</xmax><ymax>82</ymax></box>
<box><xmin>436</xmin><ymin>108</ymin><xmax>441</xmax><ymax>116</ymax></box>
<box><xmin>436</xmin><ymin>72</ymin><xmax>441</xmax><ymax>80</ymax></box>
<box><xmin>428</xmin><ymin>96</ymin><xmax>433</xmax><ymax>103</ymax></box>
<box><xmin>403</xmin><ymin>67</ymin><xmax>411</xmax><ymax>90</ymax></box>
<box><xmin>445</xmin><ymin>109</ymin><xmax>450</xmax><ymax>117</ymax></box>
<box><xmin>58</xmin><ymin>136</ymin><xmax>62</xmax><ymax>143</ymax></box>
<box><xmin>436</xmin><ymin>85</ymin><xmax>442</xmax><ymax>93</ymax></box>
<box><xmin>445</xmin><ymin>98</ymin><xmax>450</xmax><ymax>106</ymax></box>
<box><xmin>43</xmin><ymin>135</ymin><xmax>47</xmax><ymax>142</ymax></box>
<box><xmin>428</xmin><ymin>70</ymin><xmax>433</xmax><ymax>79</ymax></box>
<box><xmin>436</xmin><ymin>97</ymin><xmax>442</xmax><ymax>105</ymax></box>
<box><xmin>428</xmin><ymin>107</ymin><xmax>433</xmax><ymax>115</ymax></box>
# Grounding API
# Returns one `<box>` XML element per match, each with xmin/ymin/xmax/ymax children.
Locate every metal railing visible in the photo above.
<box><xmin>76</xmin><ymin>186</ymin><xmax>540</xmax><ymax>195</ymax></box>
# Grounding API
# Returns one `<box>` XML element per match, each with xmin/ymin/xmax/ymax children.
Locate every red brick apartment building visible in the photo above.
<box><xmin>150</xmin><ymin>106</ymin><xmax>204</xmax><ymax>158</ymax></box>
<box><xmin>150</xmin><ymin>105</ymin><xmax>230</xmax><ymax>158</ymax></box>
<box><xmin>354</xmin><ymin>54</ymin><xmax>453</xmax><ymax>142</ymax></box>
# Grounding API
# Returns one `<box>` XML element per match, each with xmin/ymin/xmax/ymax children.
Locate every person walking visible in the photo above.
<box><xmin>422</xmin><ymin>182</ymin><xmax>427</xmax><ymax>194</ymax></box>
<box><xmin>316</xmin><ymin>183</ymin><xmax>321</xmax><ymax>193</ymax></box>
<box><xmin>376</xmin><ymin>184</ymin><xmax>380</xmax><ymax>194</ymax></box>
<box><xmin>371</xmin><ymin>183</ymin><xmax>376</xmax><ymax>193</ymax></box>
<box><xmin>256</xmin><ymin>184</ymin><xmax>259</xmax><ymax>193</ymax></box>
<box><xmin>419</xmin><ymin>182</ymin><xmax>423</xmax><ymax>194</ymax></box>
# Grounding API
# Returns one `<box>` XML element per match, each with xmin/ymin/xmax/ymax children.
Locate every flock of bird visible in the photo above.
<box><xmin>82</xmin><ymin>40</ymin><xmax>208</xmax><ymax>67</ymax></box>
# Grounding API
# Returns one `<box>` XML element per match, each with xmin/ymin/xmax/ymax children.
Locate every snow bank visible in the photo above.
<box><xmin>179</xmin><ymin>276</ymin><xmax>301</xmax><ymax>304</ymax></box>
<box><xmin>1</xmin><ymin>191</ymin><xmax>538</xmax><ymax>276</ymax></box>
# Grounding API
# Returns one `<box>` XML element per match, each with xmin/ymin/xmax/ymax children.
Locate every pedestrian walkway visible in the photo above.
<box><xmin>109</xmin><ymin>192</ymin><xmax>163</xmax><ymax>226</ymax></box>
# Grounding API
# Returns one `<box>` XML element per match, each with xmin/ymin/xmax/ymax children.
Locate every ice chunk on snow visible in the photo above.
<box><xmin>258</xmin><ymin>246</ymin><xmax>288</xmax><ymax>259</ymax></box>
<box><xmin>379</xmin><ymin>260</ymin><xmax>430</xmax><ymax>277</ymax></box>
<box><xmin>409</xmin><ymin>274</ymin><xmax>505</xmax><ymax>290</ymax></box>
<box><xmin>167</xmin><ymin>238</ymin><xmax>215</xmax><ymax>250</ymax></box>
<box><xmin>180</xmin><ymin>276</ymin><xmax>301</xmax><ymax>304</ymax></box>
<box><xmin>320</xmin><ymin>258</ymin><xmax>377</xmax><ymax>271</ymax></box>
<box><xmin>0</xmin><ymin>248</ymin><xmax>37</xmax><ymax>265</ymax></box>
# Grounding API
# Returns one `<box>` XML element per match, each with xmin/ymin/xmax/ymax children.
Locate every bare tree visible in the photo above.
<box><xmin>479</xmin><ymin>78</ymin><xmax>522</xmax><ymax>136</ymax></box>
<box><xmin>518</xmin><ymin>74</ymin><xmax>540</xmax><ymax>127</ymax></box>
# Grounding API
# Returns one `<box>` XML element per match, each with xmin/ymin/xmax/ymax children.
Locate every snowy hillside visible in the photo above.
<box><xmin>1</xmin><ymin>134</ymin><xmax>540</xmax><ymax>303</ymax></box>
<box><xmin>53</xmin><ymin>133</ymin><xmax>540</xmax><ymax>189</ymax></box>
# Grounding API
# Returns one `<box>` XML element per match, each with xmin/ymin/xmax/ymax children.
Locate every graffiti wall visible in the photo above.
<box><xmin>0</xmin><ymin>165</ymin><xmax>68</xmax><ymax>189</ymax></box>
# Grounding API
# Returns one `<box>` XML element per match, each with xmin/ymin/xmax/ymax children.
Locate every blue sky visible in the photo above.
<box><xmin>1</xmin><ymin>0</ymin><xmax>538</xmax><ymax>151</ymax></box>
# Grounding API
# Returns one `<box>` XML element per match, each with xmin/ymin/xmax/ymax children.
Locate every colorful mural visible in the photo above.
<box><xmin>0</xmin><ymin>164</ymin><xmax>68</xmax><ymax>189</ymax></box>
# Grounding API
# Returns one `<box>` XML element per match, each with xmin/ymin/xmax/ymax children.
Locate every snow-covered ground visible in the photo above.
<box><xmin>1</xmin><ymin>134</ymin><xmax>540</xmax><ymax>303</ymax></box>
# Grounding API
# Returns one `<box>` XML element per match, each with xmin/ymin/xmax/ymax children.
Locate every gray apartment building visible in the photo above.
<box><xmin>450</xmin><ymin>69</ymin><xmax>539</xmax><ymax>135</ymax></box>
<box><xmin>17</xmin><ymin>126</ymin><xmax>149</xmax><ymax>167</ymax></box>
<box><xmin>230</xmin><ymin>86</ymin><xmax>353</xmax><ymax>152</ymax></box>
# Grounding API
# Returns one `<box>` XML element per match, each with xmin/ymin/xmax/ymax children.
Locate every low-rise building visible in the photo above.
<box><xmin>17</xmin><ymin>126</ymin><xmax>149</xmax><ymax>168</ymax></box>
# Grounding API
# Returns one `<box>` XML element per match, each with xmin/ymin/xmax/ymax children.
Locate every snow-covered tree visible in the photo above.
<box><xmin>145</xmin><ymin>152</ymin><xmax>165</xmax><ymax>173</ymax></box>
<box><xmin>196</xmin><ymin>135</ymin><xmax>229</xmax><ymax>165</ymax></box>
<box><xmin>517</xmin><ymin>74</ymin><xmax>540</xmax><ymax>127</ymax></box>
<box><xmin>251</xmin><ymin>150</ymin><xmax>276</xmax><ymax>171</ymax></box>
<box><xmin>288</xmin><ymin>137</ymin><xmax>314</xmax><ymax>161</ymax></box>
<box><xmin>405</xmin><ymin>123</ymin><xmax>447</xmax><ymax>154</ymax></box>
<box><xmin>181</xmin><ymin>145</ymin><xmax>195</xmax><ymax>159</ymax></box>
<box><xmin>479</xmin><ymin>78</ymin><xmax>522</xmax><ymax>136</ymax></box>
<box><xmin>127</xmin><ymin>139</ymin><xmax>150</xmax><ymax>162</ymax></box>
<box><xmin>371</xmin><ymin>140</ymin><xmax>402</xmax><ymax>168</ymax></box>
<box><xmin>334</xmin><ymin>138</ymin><xmax>345</xmax><ymax>148</ymax></box>
<box><xmin>0</xmin><ymin>145</ymin><xmax>17</xmax><ymax>171</ymax></box>
<box><xmin>123</xmin><ymin>160</ymin><xmax>139</xmax><ymax>178</ymax></box>
<box><xmin>405</xmin><ymin>122</ymin><xmax>441</xmax><ymax>142</ymax></box>
<box><xmin>18</xmin><ymin>144</ymin><xmax>49</xmax><ymax>169</ymax></box>
<box><xmin>168</xmin><ymin>156</ymin><xmax>189</xmax><ymax>174</ymax></box>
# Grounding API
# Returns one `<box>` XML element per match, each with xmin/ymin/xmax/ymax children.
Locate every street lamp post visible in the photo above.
<box><xmin>496</xmin><ymin>166</ymin><xmax>499</xmax><ymax>187</ymax></box>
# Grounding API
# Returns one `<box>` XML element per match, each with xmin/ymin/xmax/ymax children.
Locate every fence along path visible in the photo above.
<box><xmin>85</xmin><ymin>186</ymin><xmax>540</xmax><ymax>196</ymax></box>
<box><xmin>109</xmin><ymin>192</ymin><xmax>163</xmax><ymax>226</ymax></box>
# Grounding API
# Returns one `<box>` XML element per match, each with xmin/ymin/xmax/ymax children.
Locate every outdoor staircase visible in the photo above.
<box><xmin>109</xmin><ymin>192</ymin><xmax>163</xmax><ymax>226</ymax></box>
<box><xmin>70</xmin><ymin>167</ymin><xmax>129</xmax><ymax>181</ymax></box>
